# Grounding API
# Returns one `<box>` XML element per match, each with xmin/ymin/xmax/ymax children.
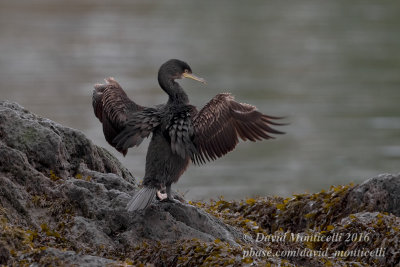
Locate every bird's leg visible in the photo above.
<box><xmin>160</xmin><ymin>183</ymin><xmax>180</xmax><ymax>203</ymax></box>
<box><xmin>166</xmin><ymin>184</ymin><xmax>173</xmax><ymax>201</ymax></box>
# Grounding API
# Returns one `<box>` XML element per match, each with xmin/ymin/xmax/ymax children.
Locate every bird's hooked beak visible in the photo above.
<box><xmin>182</xmin><ymin>72</ymin><xmax>206</xmax><ymax>84</ymax></box>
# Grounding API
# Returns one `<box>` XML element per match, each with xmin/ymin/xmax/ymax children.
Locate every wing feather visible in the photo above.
<box><xmin>112</xmin><ymin>108</ymin><xmax>161</xmax><ymax>151</ymax></box>
<box><xmin>192</xmin><ymin>93</ymin><xmax>285</xmax><ymax>164</ymax></box>
<box><xmin>92</xmin><ymin>77</ymin><xmax>158</xmax><ymax>155</ymax></box>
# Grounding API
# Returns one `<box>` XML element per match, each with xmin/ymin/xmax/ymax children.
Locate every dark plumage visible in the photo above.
<box><xmin>92</xmin><ymin>59</ymin><xmax>284</xmax><ymax>211</ymax></box>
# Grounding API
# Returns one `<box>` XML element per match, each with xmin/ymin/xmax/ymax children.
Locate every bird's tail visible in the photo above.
<box><xmin>126</xmin><ymin>187</ymin><xmax>157</xmax><ymax>211</ymax></box>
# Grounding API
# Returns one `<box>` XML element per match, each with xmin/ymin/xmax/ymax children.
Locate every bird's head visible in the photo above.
<box><xmin>159</xmin><ymin>59</ymin><xmax>206</xmax><ymax>84</ymax></box>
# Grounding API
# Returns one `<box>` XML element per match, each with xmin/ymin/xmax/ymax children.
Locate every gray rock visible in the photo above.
<box><xmin>121</xmin><ymin>202</ymin><xmax>241</xmax><ymax>247</ymax></box>
<box><xmin>0</xmin><ymin>101</ymin><xmax>243</xmax><ymax>265</ymax></box>
<box><xmin>347</xmin><ymin>173</ymin><xmax>400</xmax><ymax>216</ymax></box>
<box><xmin>0</xmin><ymin>101</ymin><xmax>134</xmax><ymax>181</ymax></box>
<box><xmin>3</xmin><ymin>100</ymin><xmax>397</xmax><ymax>266</ymax></box>
<box><xmin>30</xmin><ymin>248</ymin><xmax>118</xmax><ymax>267</ymax></box>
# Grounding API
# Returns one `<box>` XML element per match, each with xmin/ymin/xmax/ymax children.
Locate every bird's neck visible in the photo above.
<box><xmin>158</xmin><ymin>76</ymin><xmax>189</xmax><ymax>105</ymax></box>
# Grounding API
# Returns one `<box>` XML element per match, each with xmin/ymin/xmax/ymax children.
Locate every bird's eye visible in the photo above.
<box><xmin>184</xmin><ymin>69</ymin><xmax>189</xmax><ymax>73</ymax></box>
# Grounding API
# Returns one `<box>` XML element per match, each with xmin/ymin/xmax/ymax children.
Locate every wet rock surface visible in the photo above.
<box><xmin>0</xmin><ymin>101</ymin><xmax>399</xmax><ymax>266</ymax></box>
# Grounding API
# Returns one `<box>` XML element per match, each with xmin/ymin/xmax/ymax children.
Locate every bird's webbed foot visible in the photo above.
<box><xmin>156</xmin><ymin>190</ymin><xmax>168</xmax><ymax>201</ymax></box>
<box><xmin>157</xmin><ymin>184</ymin><xmax>182</xmax><ymax>203</ymax></box>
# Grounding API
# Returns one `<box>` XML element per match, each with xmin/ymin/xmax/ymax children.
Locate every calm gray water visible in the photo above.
<box><xmin>1</xmin><ymin>1</ymin><xmax>399</xmax><ymax>200</ymax></box>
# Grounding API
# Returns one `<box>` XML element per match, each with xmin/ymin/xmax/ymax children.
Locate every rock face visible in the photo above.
<box><xmin>347</xmin><ymin>173</ymin><xmax>400</xmax><ymax>217</ymax></box>
<box><xmin>0</xmin><ymin>101</ymin><xmax>242</xmax><ymax>266</ymax></box>
<box><xmin>0</xmin><ymin>101</ymin><xmax>399</xmax><ymax>266</ymax></box>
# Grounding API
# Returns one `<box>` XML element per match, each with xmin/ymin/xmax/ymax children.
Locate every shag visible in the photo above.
<box><xmin>92</xmin><ymin>59</ymin><xmax>284</xmax><ymax>211</ymax></box>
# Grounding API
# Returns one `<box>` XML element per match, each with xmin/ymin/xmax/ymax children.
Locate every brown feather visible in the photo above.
<box><xmin>192</xmin><ymin>93</ymin><xmax>284</xmax><ymax>164</ymax></box>
<box><xmin>92</xmin><ymin>77</ymin><xmax>156</xmax><ymax>155</ymax></box>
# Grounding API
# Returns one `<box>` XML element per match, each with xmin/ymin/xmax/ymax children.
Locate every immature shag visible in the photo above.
<box><xmin>92</xmin><ymin>59</ymin><xmax>284</xmax><ymax>211</ymax></box>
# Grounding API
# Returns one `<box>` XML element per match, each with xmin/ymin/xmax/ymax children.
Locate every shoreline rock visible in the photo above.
<box><xmin>0</xmin><ymin>101</ymin><xmax>243</xmax><ymax>265</ymax></box>
<box><xmin>0</xmin><ymin>101</ymin><xmax>399</xmax><ymax>266</ymax></box>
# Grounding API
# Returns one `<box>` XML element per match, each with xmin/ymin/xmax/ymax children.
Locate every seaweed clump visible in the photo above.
<box><xmin>191</xmin><ymin>182</ymin><xmax>400</xmax><ymax>266</ymax></box>
<box><xmin>1</xmin><ymin>178</ymin><xmax>400</xmax><ymax>266</ymax></box>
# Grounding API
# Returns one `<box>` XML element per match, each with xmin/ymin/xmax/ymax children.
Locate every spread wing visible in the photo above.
<box><xmin>92</xmin><ymin>77</ymin><xmax>158</xmax><ymax>155</ymax></box>
<box><xmin>112</xmin><ymin>108</ymin><xmax>160</xmax><ymax>152</ymax></box>
<box><xmin>192</xmin><ymin>93</ymin><xmax>284</xmax><ymax>164</ymax></box>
